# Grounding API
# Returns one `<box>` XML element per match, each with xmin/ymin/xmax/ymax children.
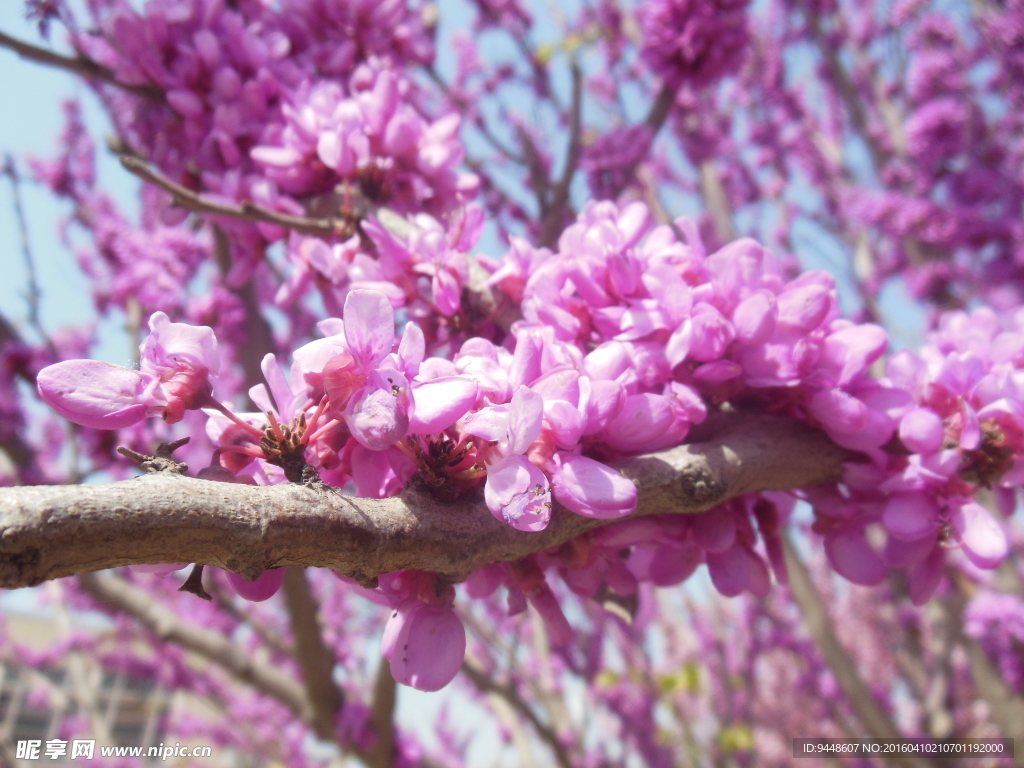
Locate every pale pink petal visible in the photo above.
<box><xmin>951</xmin><ymin>501</ymin><xmax>1009</xmax><ymax>569</ymax></box>
<box><xmin>819</xmin><ymin>324</ymin><xmax>888</xmax><ymax>386</ymax></box>
<box><xmin>690</xmin><ymin>508</ymin><xmax>736</xmax><ymax>553</ymax></box>
<box><xmin>37</xmin><ymin>360</ymin><xmax>155</xmax><ymax>429</ymax></box>
<box><xmin>899</xmin><ymin>408</ymin><xmax>945</xmax><ymax>454</ymax></box>
<box><xmin>528</xmin><ymin>584</ymin><xmax>572</xmax><ymax>645</ymax></box>
<box><xmin>583</xmin><ymin>380</ymin><xmax>625</xmax><ymax>435</ymax></box>
<box><xmin>464</xmin><ymin>405</ymin><xmax>511</xmax><ymax>444</ymax></box>
<box><xmin>808</xmin><ymin>388</ymin><xmax>868</xmax><ymax>433</ymax></box>
<box><xmin>346</xmin><ymin>386</ymin><xmax>410</xmax><ymax>451</ymax></box>
<box><xmin>732</xmin><ymin>291</ymin><xmax>777</xmax><ymax>346</ymax></box>
<box><xmin>507</xmin><ymin>386</ymin><xmax>544</xmax><ymax>454</ymax></box>
<box><xmin>646</xmin><ymin>543</ymin><xmax>702</xmax><ymax>587</ymax></box>
<box><xmin>543</xmin><ymin>399</ymin><xmax>586</xmax><ymax>449</ymax></box>
<box><xmin>884</xmin><ymin>533</ymin><xmax>938</xmax><ymax>568</ymax></box>
<box><xmin>601</xmin><ymin>393</ymin><xmax>674</xmax><ymax>451</ymax></box>
<box><xmin>689</xmin><ymin>303</ymin><xmax>735</xmax><ymax>362</ymax></box>
<box><xmin>908</xmin><ymin>547</ymin><xmax>945</xmax><ymax>605</ymax></box>
<box><xmin>385</xmin><ymin>603</ymin><xmax>466</xmax><ymax>692</ymax></box>
<box><xmin>463</xmin><ymin>564</ymin><xmax>505</xmax><ymax>599</ymax></box>
<box><xmin>706</xmin><ymin>544</ymin><xmax>750</xmax><ymax>597</ymax></box>
<box><xmin>882</xmin><ymin>492</ymin><xmax>940</xmax><ymax>541</ymax></box>
<box><xmin>745</xmin><ymin>548</ymin><xmax>771</xmax><ymax>598</ymax></box>
<box><xmin>664</xmin><ymin>320</ymin><xmax>692</xmax><ymax>368</ymax></box>
<box><xmin>825</xmin><ymin>531</ymin><xmax>886</xmax><ymax>586</ymax></box>
<box><xmin>409</xmin><ymin>377</ymin><xmax>479</xmax><ymax>434</ymax></box>
<box><xmin>344</xmin><ymin>290</ymin><xmax>395</xmax><ymax>368</ymax></box>
<box><xmin>352</xmin><ymin>444</ymin><xmax>415</xmax><ymax>497</ymax></box>
<box><xmin>397</xmin><ymin>322</ymin><xmax>425</xmax><ymax>376</ymax></box>
<box><xmin>550</xmin><ymin>453</ymin><xmax>637</xmax><ymax>519</ymax></box>
<box><xmin>484</xmin><ymin>455</ymin><xmax>552</xmax><ymax>531</ymax></box>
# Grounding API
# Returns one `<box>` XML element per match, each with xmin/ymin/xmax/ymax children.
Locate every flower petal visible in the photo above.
<box><xmin>344</xmin><ymin>289</ymin><xmax>395</xmax><ymax>368</ymax></box>
<box><xmin>385</xmin><ymin>603</ymin><xmax>466</xmax><ymax>692</ymax></box>
<box><xmin>409</xmin><ymin>376</ymin><xmax>479</xmax><ymax>434</ymax></box>
<box><xmin>228</xmin><ymin>569</ymin><xmax>285</xmax><ymax>602</ymax></box>
<box><xmin>825</xmin><ymin>531</ymin><xmax>886</xmax><ymax>586</ymax></box>
<box><xmin>37</xmin><ymin>360</ymin><xmax>154</xmax><ymax>430</ymax></box>
<box><xmin>550</xmin><ymin>453</ymin><xmax>637</xmax><ymax>519</ymax></box>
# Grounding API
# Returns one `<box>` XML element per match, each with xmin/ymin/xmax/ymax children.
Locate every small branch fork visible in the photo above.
<box><xmin>0</xmin><ymin>415</ymin><xmax>851</xmax><ymax>590</ymax></box>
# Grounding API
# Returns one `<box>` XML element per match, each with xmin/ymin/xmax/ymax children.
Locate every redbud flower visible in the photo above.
<box><xmin>37</xmin><ymin>312</ymin><xmax>218</xmax><ymax>428</ymax></box>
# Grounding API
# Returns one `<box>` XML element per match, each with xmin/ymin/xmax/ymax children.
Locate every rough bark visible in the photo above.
<box><xmin>0</xmin><ymin>415</ymin><xmax>850</xmax><ymax>590</ymax></box>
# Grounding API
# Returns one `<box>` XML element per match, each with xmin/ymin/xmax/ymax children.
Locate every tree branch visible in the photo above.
<box><xmin>782</xmin><ymin>536</ymin><xmax>935</xmax><ymax>768</ymax></box>
<box><xmin>77</xmin><ymin>570</ymin><xmax>314</xmax><ymax>724</ymax></box>
<box><xmin>0</xmin><ymin>29</ymin><xmax>163</xmax><ymax>100</ymax></box>
<box><xmin>0</xmin><ymin>415</ymin><xmax>850</xmax><ymax>589</ymax></box>
<box><xmin>363</xmin><ymin>659</ymin><xmax>397</xmax><ymax>768</ymax></box>
<box><xmin>698</xmin><ymin>160</ymin><xmax>737</xmax><ymax>243</ymax></box>
<box><xmin>605</xmin><ymin>83</ymin><xmax>677</xmax><ymax>200</ymax></box>
<box><xmin>281</xmin><ymin>568</ymin><xmax>344</xmax><ymax>742</ymax></box>
<box><xmin>461</xmin><ymin>655</ymin><xmax>574</xmax><ymax>768</ymax></box>
<box><xmin>538</xmin><ymin>62</ymin><xmax>584</xmax><ymax>248</ymax></box>
<box><xmin>119</xmin><ymin>156</ymin><xmax>352</xmax><ymax>237</ymax></box>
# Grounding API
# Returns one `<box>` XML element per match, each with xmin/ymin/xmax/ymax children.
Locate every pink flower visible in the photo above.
<box><xmin>373</xmin><ymin>571</ymin><xmax>466</xmax><ymax>692</ymax></box>
<box><xmin>37</xmin><ymin>312</ymin><xmax>218</xmax><ymax>428</ymax></box>
<box><xmin>37</xmin><ymin>360</ymin><xmax>156</xmax><ymax>430</ymax></box>
<box><xmin>227</xmin><ymin>569</ymin><xmax>286</xmax><ymax>602</ymax></box>
<box><xmin>382</xmin><ymin>601</ymin><xmax>467</xmax><ymax>692</ymax></box>
<box><xmin>466</xmin><ymin>386</ymin><xmax>552</xmax><ymax>530</ymax></box>
<box><xmin>550</xmin><ymin>453</ymin><xmax>637</xmax><ymax>519</ymax></box>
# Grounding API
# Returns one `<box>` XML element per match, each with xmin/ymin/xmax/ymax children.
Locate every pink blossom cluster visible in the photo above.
<box><xmin>36</xmin><ymin>198</ymin><xmax>1022</xmax><ymax>692</ymax></box>
<box><xmin>251</xmin><ymin>67</ymin><xmax>478</xmax><ymax>218</ymax></box>
<box><xmin>73</xmin><ymin>0</ymin><xmax>434</xmax><ymax>181</ymax></box>
<box><xmin>826</xmin><ymin>307</ymin><xmax>1023</xmax><ymax>602</ymax></box>
<box><xmin>637</xmin><ymin>0</ymin><xmax>751</xmax><ymax>88</ymax></box>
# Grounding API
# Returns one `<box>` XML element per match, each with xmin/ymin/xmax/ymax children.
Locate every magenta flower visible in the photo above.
<box><xmin>550</xmin><ymin>452</ymin><xmax>637</xmax><ymax>519</ymax></box>
<box><xmin>466</xmin><ymin>386</ymin><xmax>552</xmax><ymax>531</ymax></box>
<box><xmin>373</xmin><ymin>571</ymin><xmax>466</xmax><ymax>692</ymax></box>
<box><xmin>382</xmin><ymin>601</ymin><xmax>467</xmax><ymax>692</ymax></box>
<box><xmin>37</xmin><ymin>311</ymin><xmax>218</xmax><ymax>428</ymax></box>
<box><xmin>227</xmin><ymin>569</ymin><xmax>286</xmax><ymax>602</ymax></box>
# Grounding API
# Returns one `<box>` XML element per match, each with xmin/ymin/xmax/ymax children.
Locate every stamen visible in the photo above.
<box><xmin>302</xmin><ymin>396</ymin><xmax>331</xmax><ymax>444</ymax></box>
<box><xmin>306</xmin><ymin>418</ymin><xmax>341</xmax><ymax>445</ymax></box>
<box><xmin>212</xmin><ymin>445</ymin><xmax>266</xmax><ymax>461</ymax></box>
<box><xmin>267</xmin><ymin>410</ymin><xmax>286</xmax><ymax>442</ymax></box>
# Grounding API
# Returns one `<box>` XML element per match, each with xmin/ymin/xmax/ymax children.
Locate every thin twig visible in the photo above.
<box><xmin>539</xmin><ymin>61</ymin><xmax>584</xmax><ymax>247</ymax></box>
<box><xmin>119</xmin><ymin>155</ymin><xmax>352</xmax><ymax>237</ymax></box>
<box><xmin>77</xmin><ymin>570</ymin><xmax>313</xmax><ymax>723</ymax></box>
<box><xmin>0</xmin><ymin>29</ymin><xmax>162</xmax><ymax>100</ymax></box>
<box><xmin>423</xmin><ymin>65</ymin><xmax>525</xmax><ymax>163</ymax></box>
<box><xmin>605</xmin><ymin>83</ymin><xmax>677</xmax><ymax>200</ymax></box>
<box><xmin>698</xmin><ymin>160</ymin><xmax>737</xmax><ymax>243</ymax></box>
<box><xmin>3</xmin><ymin>155</ymin><xmax>56</xmax><ymax>355</ymax></box>
<box><xmin>461</xmin><ymin>655</ymin><xmax>574</xmax><ymax>768</ymax></box>
<box><xmin>364</xmin><ymin>659</ymin><xmax>397</xmax><ymax>768</ymax></box>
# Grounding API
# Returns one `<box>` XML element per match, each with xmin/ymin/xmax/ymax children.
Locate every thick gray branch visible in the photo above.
<box><xmin>0</xmin><ymin>416</ymin><xmax>849</xmax><ymax>589</ymax></box>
